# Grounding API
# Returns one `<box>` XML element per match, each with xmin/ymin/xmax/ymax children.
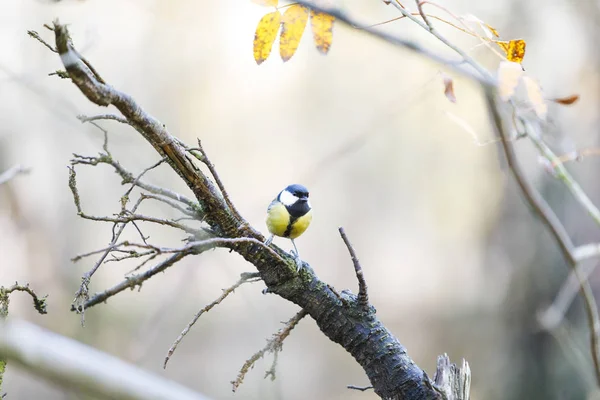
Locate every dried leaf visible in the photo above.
<box><xmin>523</xmin><ymin>76</ymin><xmax>547</xmax><ymax>119</ymax></box>
<box><xmin>280</xmin><ymin>5</ymin><xmax>310</xmax><ymax>62</ymax></box>
<box><xmin>253</xmin><ymin>11</ymin><xmax>282</xmax><ymax>65</ymax></box>
<box><xmin>496</xmin><ymin>39</ymin><xmax>526</xmax><ymax>63</ymax></box>
<box><xmin>497</xmin><ymin>61</ymin><xmax>524</xmax><ymax>101</ymax></box>
<box><xmin>441</xmin><ymin>73</ymin><xmax>456</xmax><ymax>103</ymax></box>
<box><xmin>310</xmin><ymin>10</ymin><xmax>335</xmax><ymax>54</ymax></box>
<box><xmin>251</xmin><ymin>0</ymin><xmax>278</xmax><ymax>6</ymax></box>
<box><xmin>551</xmin><ymin>94</ymin><xmax>580</xmax><ymax>105</ymax></box>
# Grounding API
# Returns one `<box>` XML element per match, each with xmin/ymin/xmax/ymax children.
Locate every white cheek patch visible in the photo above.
<box><xmin>306</xmin><ymin>200</ymin><xmax>312</xmax><ymax>209</ymax></box>
<box><xmin>279</xmin><ymin>190</ymin><xmax>298</xmax><ymax>206</ymax></box>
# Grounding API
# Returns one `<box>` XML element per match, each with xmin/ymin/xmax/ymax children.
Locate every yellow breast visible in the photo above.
<box><xmin>266</xmin><ymin>202</ymin><xmax>313</xmax><ymax>239</ymax></box>
<box><xmin>288</xmin><ymin>210</ymin><xmax>312</xmax><ymax>239</ymax></box>
<box><xmin>266</xmin><ymin>202</ymin><xmax>291</xmax><ymax>237</ymax></box>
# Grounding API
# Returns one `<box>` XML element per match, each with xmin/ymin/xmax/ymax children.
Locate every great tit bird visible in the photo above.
<box><xmin>265</xmin><ymin>184</ymin><xmax>312</xmax><ymax>270</ymax></box>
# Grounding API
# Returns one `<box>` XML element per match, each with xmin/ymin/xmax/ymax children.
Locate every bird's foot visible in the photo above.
<box><xmin>290</xmin><ymin>249</ymin><xmax>303</xmax><ymax>272</ymax></box>
<box><xmin>265</xmin><ymin>235</ymin><xmax>274</xmax><ymax>246</ymax></box>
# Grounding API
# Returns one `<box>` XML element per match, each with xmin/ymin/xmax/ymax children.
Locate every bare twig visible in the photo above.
<box><xmin>163</xmin><ymin>272</ymin><xmax>262</xmax><ymax>368</ymax></box>
<box><xmin>188</xmin><ymin>140</ymin><xmax>245</xmax><ymax>225</ymax></box>
<box><xmin>0</xmin><ymin>283</ymin><xmax>48</xmax><ymax>317</ymax></box>
<box><xmin>72</xmin><ymin>252</ymin><xmax>190</xmax><ymax>313</ymax></box>
<box><xmin>71</xmin><ymin>153</ymin><xmax>200</xmax><ymax>213</ymax></box>
<box><xmin>140</xmin><ymin>193</ymin><xmax>199</xmax><ymax>218</ymax></box>
<box><xmin>415</xmin><ymin>0</ymin><xmax>433</xmax><ymax>30</ymax></box>
<box><xmin>73</xmin><ymin>237</ymin><xmax>282</xmax><ymax>311</ymax></box>
<box><xmin>574</xmin><ymin>244</ymin><xmax>600</xmax><ymax>262</ymax></box>
<box><xmin>347</xmin><ymin>385</ymin><xmax>374</xmax><ymax>391</ymax></box>
<box><xmin>78</xmin><ymin>113</ymin><xmax>129</xmax><ymax>125</ymax></box>
<box><xmin>0</xmin><ymin>165</ymin><xmax>30</xmax><ymax>186</ymax></box>
<box><xmin>68</xmin><ymin>162</ymin><xmax>203</xmax><ymax>323</ymax></box>
<box><xmin>231</xmin><ymin>309</ymin><xmax>308</xmax><ymax>392</ymax></box>
<box><xmin>338</xmin><ymin>227</ymin><xmax>369</xmax><ymax>308</ymax></box>
<box><xmin>526</xmin><ymin>121</ymin><xmax>600</xmax><ymax>227</ymax></box>
<box><xmin>538</xmin><ymin>262</ymin><xmax>598</xmax><ymax>332</ymax></box>
<box><xmin>26</xmin><ymin>30</ymin><xmax>57</xmax><ymax>52</ymax></box>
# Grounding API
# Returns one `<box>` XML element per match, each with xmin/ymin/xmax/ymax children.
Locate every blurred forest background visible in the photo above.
<box><xmin>1</xmin><ymin>0</ymin><xmax>600</xmax><ymax>399</ymax></box>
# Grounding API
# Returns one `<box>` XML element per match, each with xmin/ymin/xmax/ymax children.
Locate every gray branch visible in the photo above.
<box><xmin>0</xmin><ymin>319</ymin><xmax>212</xmax><ymax>400</ymax></box>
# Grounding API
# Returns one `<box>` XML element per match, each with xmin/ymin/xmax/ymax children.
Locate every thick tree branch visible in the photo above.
<box><xmin>0</xmin><ymin>319</ymin><xmax>212</xmax><ymax>400</ymax></box>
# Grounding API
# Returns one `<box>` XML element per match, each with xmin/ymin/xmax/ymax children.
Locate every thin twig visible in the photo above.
<box><xmin>0</xmin><ymin>165</ymin><xmax>30</xmax><ymax>185</ymax></box>
<box><xmin>525</xmin><ymin>121</ymin><xmax>600</xmax><ymax>228</ymax></box>
<box><xmin>538</xmin><ymin>262</ymin><xmax>598</xmax><ymax>332</ymax></box>
<box><xmin>26</xmin><ymin>30</ymin><xmax>57</xmax><ymax>52</ymax></box>
<box><xmin>0</xmin><ymin>283</ymin><xmax>48</xmax><ymax>316</ymax></box>
<box><xmin>415</xmin><ymin>0</ymin><xmax>433</xmax><ymax>30</ymax></box>
<box><xmin>72</xmin><ymin>252</ymin><xmax>191</xmax><ymax>313</ymax></box>
<box><xmin>188</xmin><ymin>140</ymin><xmax>245</xmax><ymax>225</ymax></box>
<box><xmin>78</xmin><ymin>114</ymin><xmax>129</xmax><ymax>125</ymax></box>
<box><xmin>347</xmin><ymin>385</ymin><xmax>374</xmax><ymax>391</ymax></box>
<box><xmin>231</xmin><ymin>309</ymin><xmax>308</xmax><ymax>392</ymax></box>
<box><xmin>338</xmin><ymin>227</ymin><xmax>369</xmax><ymax>308</ymax></box>
<box><xmin>71</xmin><ymin>153</ymin><xmax>200</xmax><ymax>212</ymax></box>
<box><xmin>574</xmin><ymin>244</ymin><xmax>600</xmax><ymax>263</ymax></box>
<box><xmin>73</xmin><ymin>238</ymin><xmax>281</xmax><ymax>311</ymax></box>
<box><xmin>68</xmin><ymin>163</ymin><xmax>201</xmax><ymax>323</ymax></box>
<box><xmin>140</xmin><ymin>193</ymin><xmax>199</xmax><ymax>218</ymax></box>
<box><xmin>163</xmin><ymin>272</ymin><xmax>262</xmax><ymax>368</ymax></box>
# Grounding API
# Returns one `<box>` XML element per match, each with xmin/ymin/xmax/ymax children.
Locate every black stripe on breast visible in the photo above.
<box><xmin>283</xmin><ymin>201</ymin><xmax>310</xmax><ymax>237</ymax></box>
<box><xmin>283</xmin><ymin>215</ymin><xmax>299</xmax><ymax>237</ymax></box>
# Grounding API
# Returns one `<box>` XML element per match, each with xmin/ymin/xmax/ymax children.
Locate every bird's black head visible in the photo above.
<box><xmin>279</xmin><ymin>184</ymin><xmax>311</xmax><ymax>216</ymax></box>
<box><xmin>284</xmin><ymin>184</ymin><xmax>309</xmax><ymax>199</ymax></box>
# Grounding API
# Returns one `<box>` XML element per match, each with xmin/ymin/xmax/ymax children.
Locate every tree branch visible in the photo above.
<box><xmin>485</xmin><ymin>90</ymin><xmax>600</xmax><ymax>385</ymax></box>
<box><xmin>41</xmin><ymin>20</ymin><xmax>472</xmax><ymax>399</ymax></box>
<box><xmin>0</xmin><ymin>283</ymin><xmax>48</xmax><ymax>318</ymax></box>
<box><xmin>0</xmin><ymin>319</ymin><xmax>212</xmax><ymax>400</ymax></box>
<box><xmin>339</xmin><ymin>227</ymin><xmax>369</xmax><ymax>308</ymax></box>
<box><xmin>0</xmin><ymin>165</ymin><xmax>30</xmax><ymax>186</ymax></box>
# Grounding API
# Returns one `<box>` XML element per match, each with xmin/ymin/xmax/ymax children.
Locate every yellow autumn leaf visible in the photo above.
<box><xmin>496</xmin><ymin>39</ymin><xmax>526</xmax><ymax>63</ymax></box>
<box><xmin>310</xmin><ymin>10</ymin><xmax>335</xmax><ymax>54</ymax></box>
<box><xmin>251</xmin><ymin>0</ymin><xmax>278</xmax><ymax>6</ymax></box>
<box><xmin>497</xmin><ymin>61</ymin><xmax>524</xmax><ymax>101</ymax></box>
<box><xmin>280</xmin><ymin>5</ymin><xmax>309</xmax><ymax>62</ymax></box>
<box><xmin>254</xmin><ymin>10</ymin><xmax>282</xmax><ymax>65</ymax></box>
<box><xmin>522</xmin><ymin>76</ymin><xmax>547</xmax><ymax>119</ymax></box>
